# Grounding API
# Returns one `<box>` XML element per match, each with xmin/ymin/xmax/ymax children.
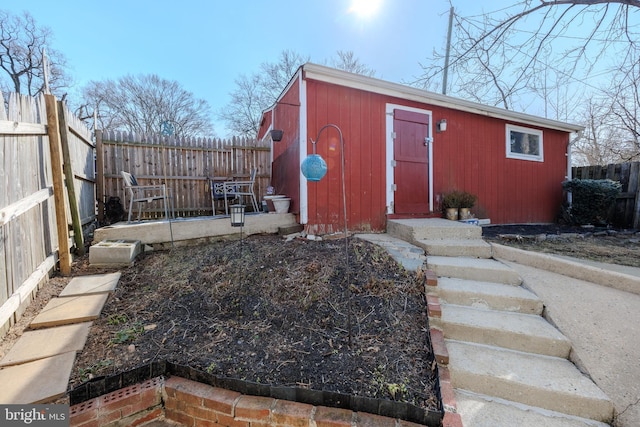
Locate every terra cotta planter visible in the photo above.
<box><xmin>445</xmin><ymin>208</ymin><xmax>459</xmax><ymax>221</ymax></box>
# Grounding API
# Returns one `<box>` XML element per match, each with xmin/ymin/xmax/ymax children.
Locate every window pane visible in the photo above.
<box><xmin>510</xmin><ymin>131</ymin><xmax>540</xmax><ymax>156</ymax></box>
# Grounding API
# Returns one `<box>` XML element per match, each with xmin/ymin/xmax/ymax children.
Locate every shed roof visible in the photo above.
<box><xmin>298</xmin><ymin>63</ymin><xmax>584</xmax><ymax>133</ymax></box>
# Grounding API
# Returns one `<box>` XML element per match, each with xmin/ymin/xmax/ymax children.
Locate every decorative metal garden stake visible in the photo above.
<box><xmin>301</xmin><ymin>124</ymin><xmax>352</xmax><ymax>346</ymax></box>
<box><xmin>230</xmin><ymin>204</ymin><xmax>246</xmax><ymax>257</ymax></box>
<box><xmin>160</xmin><ymin>120</ymin><xmax>177</xmax><ymax>247</ymax></box>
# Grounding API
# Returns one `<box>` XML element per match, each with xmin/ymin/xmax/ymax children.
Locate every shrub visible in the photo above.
<box><xmin>458</xmin><ymin>192</ymin><xmax>477</xmax><ymax>209</ymax></box>
<box><xmin>562</xmin><ymin>179</ymin><xmax>621</xmax><ymax>226</ymax></box>
<box><xmin>442</xmin><ymin>190</ymin><xmax>476</xmax><ymax>209</ymax></box>
<box><xmin>441</xmin><ymin>191</ymin><xmax>462</xmax><ymax>209</ymax></box>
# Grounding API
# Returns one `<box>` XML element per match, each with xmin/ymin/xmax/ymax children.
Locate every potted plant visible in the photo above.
<box><xmin>441</xmin><ymin>191</ymin><xmax>462</xmax><ymax>221</ymax></box>
<box><xmin>458</xmin><ymin>191</ymin><xmax>477</xmax><ymax>220</ymax></box>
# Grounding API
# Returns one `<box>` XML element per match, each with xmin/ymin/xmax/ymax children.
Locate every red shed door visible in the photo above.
<box><xmin>393</xmin><ymin>109</ymin><xmax>430</xmax><ymax>214</ymax></box>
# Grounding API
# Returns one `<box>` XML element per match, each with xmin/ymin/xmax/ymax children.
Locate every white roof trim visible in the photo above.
<box><xmin>302</xmin><ymin>63</ymin><xmax>584</xmax><ymax>133</ymax></box>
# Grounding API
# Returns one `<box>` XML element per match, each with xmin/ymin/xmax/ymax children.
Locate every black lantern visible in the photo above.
<box><xmin>230</xmin><ymin>204</ymin><xmax>245</xmax><ymax>227</ymax></box>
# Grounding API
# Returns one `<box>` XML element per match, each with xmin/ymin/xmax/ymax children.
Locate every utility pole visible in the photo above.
<box><xmin>442</xmin><ymin>6</ymin><xmax>454</xmax><ymax>95</ymax></box>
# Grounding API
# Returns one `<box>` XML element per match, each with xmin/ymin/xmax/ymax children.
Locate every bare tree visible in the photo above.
<box><xmin>220</xmin><ymin>49</ymin><xmax>376</xmax><ymax>137</ymax></box>
<box><xmin>609</xmin><ymin>55</ymin><xmax>640</xmax><ymax>156</ymax></box>
<box><xmin>219</xmin><ymin>50</ymin><xmax>308</xmax><ymax>137</ymax></box>
<box><xmin>419</xmin><ymin>1</ymin><xmax>640</xmax><ymax>112</ymax></box>
<box><xmin>260</xmin><ymin>49</ymin><xmax>310</xmax><ymax>103</ymax></box>
<box><xmin>0</xmin><ymin>10</ymin><xmax>70</xmax><ymax>97</ymax></box>
<box><xmin>572</xmin><ymin>98</ymin><xmax>621</xmax><ymax>165</ymax></box>
<box><xmin>79</xmin><ymin>74</ymin><xmax>214</xmax><ymax>137</ymax></box>
<box><xmin>218</xmin><ymin>73</ymin><xmax>271</xmax><ymax>137</ymax></box>
<box><xmin>330</xmin><ymin>50</ymin><xmax>376</xmax><ymax>77</ymax></box>
<box><xmin>572</xmin><ymin>89</ymin><xmax>640</xmax><ymax>166</ymax></box>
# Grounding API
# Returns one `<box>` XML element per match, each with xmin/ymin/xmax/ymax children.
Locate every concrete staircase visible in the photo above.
<box><xmin>387</xmin><ymin>219</ymin><xmax>614</xmax><ymax>426</ymax></box>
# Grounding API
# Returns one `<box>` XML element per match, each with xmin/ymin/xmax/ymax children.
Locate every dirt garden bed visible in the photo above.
<box><xmin>481</xmin><ymin>224</ymin><xmax>640</xmax><ymax>268</ymax></box>
<box><xmin>1</xmin><ymin>222</ymin><xmax>637</xmax><ymax>421</ymax></box>
<box><xmin>66</xmin><ymin>235</ymin><xmax>441</xmax><ymax>416</ymax></box>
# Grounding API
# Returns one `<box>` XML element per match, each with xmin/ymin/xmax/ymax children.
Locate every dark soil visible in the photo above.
<box><xmin>482</xmin><ymin>224</ymin><xmax>640</xmax><ymax>268</ymax></box>
<box><xmin>68</xmin><ymin>235</ymin><xmax>440</xmax><ymax>411</ymax></box>
<box><xmin>2</xmin><ymin>222</ymin><xmax>637</xmax><ymax>414</ymax></box>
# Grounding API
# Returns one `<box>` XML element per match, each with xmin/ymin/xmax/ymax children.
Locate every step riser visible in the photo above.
<box><xmin>447</xmin><ymin>340</ymin><xmax>614</xmax><ymax>423</ymax></box>
<box><xmin>435</xmin><ymin>289</ymin><xmax>543</xmax><ymax>314</ymax></box>
<box><xmin>451</xmin><ymin>370</ymin><xmax>613</xmax><ymax>422</ymax></box>
<box><xmin>429</xmin><ymin>264</ymin><xmax>521</xmax><ymax>285</ymax></box>
<box><xmin>419</xmin><ymin>242</ymin><xmax>491</xmax><ymax>258</ymax></box>
<box><xmin>387</xmin><ymin>219</ymin><xmax>482</xmax><ymax>241</ymax></box>
<box><xmin>431</xmin><ymin>319</ymin><xmax>570</xmax><ymax>358</ymax></box>
<box><xmin>455</xmin><ymin>390</ymin><xmax>612</xmax><ymax>427</ymax></box>
<box><xmin>432</xmin><ymin>278</ymin><xmax>544</xmax><ymax>314</ymax></box>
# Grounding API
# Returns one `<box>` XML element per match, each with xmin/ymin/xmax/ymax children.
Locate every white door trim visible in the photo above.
<box><xmin>385</xmin><ymin>103</ymin><xmax>434</xmax><ymax>214</ymax></box>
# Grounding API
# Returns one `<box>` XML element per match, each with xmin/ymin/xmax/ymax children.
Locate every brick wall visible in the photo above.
<box><xmin>69</xmin><ymin>377</ymin><xmax>164</xmax><ymax>427</ymax></box>
<box><xmin>69</xmin><ymin>376</ymin><xmax>428</xmax><ymax>427</ymax></box>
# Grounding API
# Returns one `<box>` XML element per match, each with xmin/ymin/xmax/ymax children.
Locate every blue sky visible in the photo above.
<box><xmin>2</xmin><ymin>1</ymin><xmax>606</xmax><ymax>136</ymax></box>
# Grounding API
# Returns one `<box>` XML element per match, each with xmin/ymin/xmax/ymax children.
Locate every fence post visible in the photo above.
<box><xmin>45</xmin><ymin>94</ymin><xmax>71</xmax><ymax>275</ymax></box>
<box><xmin>57</xmin><ymin>100</ymin><xmax>85</xmax><ymax>255</ymax></box>
<box><xmin>96</xmin><ymin>129</ymin><xmax>104</xmax><ymax>224</ymax></box>
<box><xmin>634</xmin><ymin>186</ymin><xmax>640</xmax><ymax>229</ymax></box>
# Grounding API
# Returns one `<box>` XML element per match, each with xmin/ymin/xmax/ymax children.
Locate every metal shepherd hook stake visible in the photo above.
<box><xmin>302</xmin><ymin>124</ymin><xmax>351</xmax><ymax>346</ymax></box>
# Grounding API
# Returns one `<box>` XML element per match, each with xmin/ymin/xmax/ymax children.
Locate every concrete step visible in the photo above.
<box><xmin>427</xmin><ymin>256</ymin><xmax>522</xmax><ymax>285</ymax></box>
<box><xmin>431</xmin><ymin>277</ymin><xmax>543</xmax><ymax>314</ymax></box>
<box><xmin>89</xmin><ymin>239</ymin><xmax>142</xmax><ymax>266</ymax></box>
<box><xmin>432</xmin><ymin>304</ymin><xmax>571</xmax><ymax>357</ymax></box>
<box><xmin>416</xmin><ymin>238</ymin><xmax>492</xmax><ymax>258</ymax></box>
<box><xmin>454</xmin><ymin>389</ymin><xmax>612</xmax><ymax>427</ymax></box>
<box><xmin>446</xmin><ymin>340</ymin><xmax>614</xmax><ymax>422</ymax></box>
<box><xmin>355</xmin><ymin>233</ymin><xmax>426</xmax><ymax>272</ymax></box>
<box><xmin>387</xmin><ymin>218</ymin><xmax>482</xmax><ymax>242</ymax></box>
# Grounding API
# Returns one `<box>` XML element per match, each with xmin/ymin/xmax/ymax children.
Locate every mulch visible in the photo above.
<box><xmin>68</xmin><ymin>235</ymin><xmax>441</xmax><ymax>412</ymax></box>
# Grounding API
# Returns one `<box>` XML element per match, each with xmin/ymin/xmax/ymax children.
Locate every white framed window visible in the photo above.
<box><xmin>506</xmin><ymin>124</ymin><xmax>544</xmax><ymax>162</ymax></box>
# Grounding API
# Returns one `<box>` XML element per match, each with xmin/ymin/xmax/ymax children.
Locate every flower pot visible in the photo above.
<box><xmin>459</xmin><ymin>207</ymin><xmax>471</xmax><ymax>220</ymax></box>
<box><xmin>272</xmin><ymin>197</ymin><xmax>291</xmax><ymax>214</ymax></box>
<box><xmin>264</xmin><ymin>195</ymin><xmax>286</xmax><ymax>213</ymax></box>
<box><xmin>445</xmin><ymin>207</ymin><xmax>459</xmax><ymax>221</ymax></box>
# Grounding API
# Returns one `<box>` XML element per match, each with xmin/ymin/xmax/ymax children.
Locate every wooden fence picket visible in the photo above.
<box><xmin>100</xmin><ymin>132</ymin><xmax>271</xmax><ymax>220</ymax></box>
<box><xmin>572</xmin><ymin>161</ymin><xmax>640</xmax><ymax>228</ymax></box>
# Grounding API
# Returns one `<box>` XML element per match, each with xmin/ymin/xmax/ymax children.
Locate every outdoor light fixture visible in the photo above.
<box><xmin>230</xmin><ymin>204</ymin><xmax>245</xmax><ymax>227</ymax></box>
<box><xmin>300</xmin><ymin>154</ymin><xmax>328</xmax><ymax>182</ymax></box>
<box><xmin>437</xmin><ymin>119</ymin><xmax>447</xmax><ymax>132</ymax></box>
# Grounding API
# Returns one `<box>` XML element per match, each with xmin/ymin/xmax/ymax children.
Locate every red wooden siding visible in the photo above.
<box><xmin>305</xmin><ymin>80</ymin><xmax>387</xmax><ymax>234</ymax></box>
<box><xmin>260</xmin><ymin>82</ymin><xmax>302</xmax><ymax>215</ymax></box>
<box><xmin>428</xmin><ymin>105</ymin><xmax>569</xmax><ymax>224</ymax></box>
<box><xmin>265</xmin><ymin>72</ymin><xmax>571</xmax><ymax>233</ymax></box>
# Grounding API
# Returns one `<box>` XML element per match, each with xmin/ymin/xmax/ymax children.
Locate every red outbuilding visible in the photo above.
<box><xmin>257</xmin><ymin>63</ymin><xmax>584</xmax><ymax>235</ymax></box>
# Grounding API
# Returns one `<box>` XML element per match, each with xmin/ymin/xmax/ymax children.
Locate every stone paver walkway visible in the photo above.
<box><xmin>0</xmin><ymin>272</ymin><xmax>120</xmax><ymax>404</ymax></box>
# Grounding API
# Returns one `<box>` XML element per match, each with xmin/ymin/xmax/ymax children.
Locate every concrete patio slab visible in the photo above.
<box><xmin>0</xmin><ymin>322</ymin><xmax>92</xmax><ymax>367</ymax></box>
<box><xmin>29</xmin><ymin>294</ymin><xmax>109</xmax><ymax>329</ymax></box>
<box><xmin>0</xmin><ymin>351</ymin><xmax>76</xmax><ymax>403</ymax></box>
<box><xmin>59</xmin><ymin>272</ymin><xmax>121</xmax><ymax>297</ymax></box>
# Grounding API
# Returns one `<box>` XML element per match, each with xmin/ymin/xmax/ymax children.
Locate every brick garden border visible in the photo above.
<box><xmin>69</xmin><ymin>373</ymin><xmax>445</xmax><ymax>427</ymax></box>
<box><xmin>69</xmin><ymin>360</ymin><xmax>444</xmax><ymax>426</ymax></box>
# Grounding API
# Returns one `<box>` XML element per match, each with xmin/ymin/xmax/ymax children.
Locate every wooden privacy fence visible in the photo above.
<box><xmin>97</xmin><ymin>131</ymin><xmax>272</xmax><ymax>221</ymax></box>
<box><xmin>572</xmin><ymin>161</ymin><xmax>640</xmax><ymax>229</ymax></box>
<box><xmin>0</xmin><ymin>91</ymin><xmax>95</xmax><ymax>336</ymax></box>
